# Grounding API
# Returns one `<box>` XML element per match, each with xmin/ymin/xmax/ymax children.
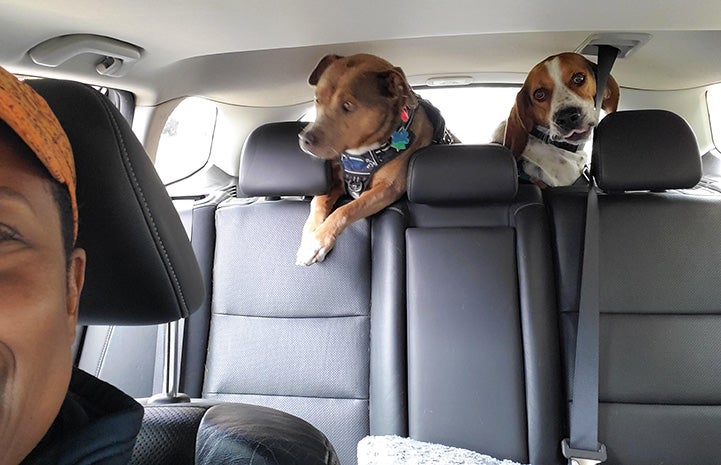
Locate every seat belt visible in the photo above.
<box><xmin>561</xmin><ymin>44</ymin><xmax>618</xmax><ymax>465</ymax></box>
<box><xmin>593</xmin><ymin>45</ymin><xmax>619</xmax><ymax>117</ymax></box>
<box><xmin>562</xmin><ymin>183</ymin><xmax>604</xmax><ymax>465</ymax></box>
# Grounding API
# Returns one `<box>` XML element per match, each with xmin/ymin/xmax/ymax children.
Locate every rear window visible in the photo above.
<box><xmin>414</xmin><ymin>86</ymin><xmax>518</xmax><ymax>144</ymax></box>
<box><xmin>302</xmin><ymin>85</ymin><xmax>519</xmax><ymax>144</ymax></box>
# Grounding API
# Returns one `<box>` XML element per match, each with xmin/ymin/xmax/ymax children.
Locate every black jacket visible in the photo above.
<box><xmin>21</xmin><ymin>368</ymin><xmax>143</xmax><ymax>465</ymax></box>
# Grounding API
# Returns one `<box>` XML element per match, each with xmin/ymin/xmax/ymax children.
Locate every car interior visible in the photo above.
<box><xmin>4</xmin><ymin>1</ymin><xmax>721</xmax><ymax>464</ymax></box>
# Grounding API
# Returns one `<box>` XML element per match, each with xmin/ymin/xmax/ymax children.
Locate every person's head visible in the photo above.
<box><xmin>0</xmin><ymin>67</ymin><xmax>85</xmax><ymax>464</ymax></box>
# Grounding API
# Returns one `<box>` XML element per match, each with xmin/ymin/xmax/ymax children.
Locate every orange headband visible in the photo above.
<box><xmin>0</xmin><ymin>66</ymin><xmax>77</xmax><ymax>242</ymax></box>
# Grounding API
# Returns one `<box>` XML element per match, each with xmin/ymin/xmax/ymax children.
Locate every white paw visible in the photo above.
<box><xmin>295</xmin><ymin>232</ymin><xmax>334</xmax><ymax>266</ymax></box>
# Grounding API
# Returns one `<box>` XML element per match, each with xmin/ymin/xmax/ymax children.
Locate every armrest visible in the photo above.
<box><xmin>196</xmin><ymin>403</ymin><xmax>339</xmax><ymax>465</ymax></box>
<box><xmin>132</xmin><ymin>401</ymin><xmax>339</xmax><ymax>465</ymax></box>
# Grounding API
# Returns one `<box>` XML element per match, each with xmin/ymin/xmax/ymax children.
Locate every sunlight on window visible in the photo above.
<box><xmin>155</xmin><ymin>97</ymin><xmax>218</xmax><ymax>184</ymax></box>
<box><xmin>415</xmin><ymin>86</ymin><xmax>518</xmax><ymax>144</ymax></box>
<box><xmin>301</xmin><ymin>86</ymin><xmax>519</xmax><ymax>144</ymax></box>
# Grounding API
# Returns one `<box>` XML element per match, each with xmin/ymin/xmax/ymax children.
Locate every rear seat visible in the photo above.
<box><xmin>76</xmin><ymin>107</ymin><xmax>721</xmax><ymax>464</ymax></box>
<box><xmin>403</xmin><ymin>144</ymin><xmax>564</xmax><ymax>464</ymax></box>
<box><xmin>203</xmin><ymin>121</ymin><xmax>406</xmax><ymax>465</ymax></box>
<box><xmin>88</xmin><ymin>124</ymin><xmax>567</xmax><ymax>464</ymax></box>
<box><xmin>545</xmin><ymin>110</ymin><xmax>721</xmax><ymax>464</ymax></box>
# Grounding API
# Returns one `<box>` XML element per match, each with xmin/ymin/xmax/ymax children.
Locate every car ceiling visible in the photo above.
<box><xmin>3</xmin><ymin>0</ymin><xmax>721</xmax><ymax>106</ymax></box>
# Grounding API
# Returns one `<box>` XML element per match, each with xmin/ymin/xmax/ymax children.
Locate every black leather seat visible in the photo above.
<box><xmin>404</xmin><ymin>144</ymin><xmax>565</xmax><ymax>465</ymax></box>
<box><xmin>203</xmin><ymin>121</ymin><xmax>406</xmax><ymax>465</ymax></box>
<box><xmin>545</xmin><ymin>110</ymin><xmax>721</xmax><ymax>464</ymax></box>
<box><xmin>30</xmin><ymin>80</ymin><xmax>339</xmax><ymax>465</ymax></box>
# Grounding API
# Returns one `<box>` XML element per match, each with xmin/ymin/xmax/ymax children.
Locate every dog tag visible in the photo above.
<box><xmin>390</xmin><ymin>128</ymin><xmax>410</xmax><ymax>151</ymax></box>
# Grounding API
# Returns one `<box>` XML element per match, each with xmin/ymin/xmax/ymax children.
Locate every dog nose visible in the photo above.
<box><xmin>554</xmin><ymin>107</ymin><xmax>582</xmax><ymax>129</ymax></box>
<box><xmin>299</xmin><ymin>130</ymin><xmax>317</xmax><ymax>148</ymax></box>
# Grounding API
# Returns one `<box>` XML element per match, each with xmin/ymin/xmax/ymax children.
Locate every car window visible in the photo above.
<box><xmin>414</xmin><ymin>86</ymin><xmax>519</xmax><ymax>144</ymax></box>
<box><xmin>155</xmin><ymin>97</ymin><xmax>218</xmax><ymax>185</ymax></box>
<box><xmin>301</xmin><ymin>85</ymin><xmax>519</xmax><ymax>144</ymax></box>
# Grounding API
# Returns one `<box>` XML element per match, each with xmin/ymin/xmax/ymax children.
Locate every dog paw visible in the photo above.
<box><xmin>295</xmin><ymin>232</ymin><xmax>335</xmax><ymax>266</ymax></box>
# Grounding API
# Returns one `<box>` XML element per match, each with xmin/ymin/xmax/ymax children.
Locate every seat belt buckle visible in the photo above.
<box><xmin>582</xmin><ymin>165</ymin><xmax>592</xmax><ymax>183</ymax></box>
<box><xmin>561</xmin><ymin>438</ymin><xmax>607</xmax><ymax>465</ymax></box>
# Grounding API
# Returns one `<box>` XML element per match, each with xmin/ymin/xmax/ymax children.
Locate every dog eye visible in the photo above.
<box><xmin>533</xmin><ymin>88</ymin><xmax>547</xmax><ymax>102</ymax></box>
<box><xmin>572</xmin><ymin>73</ymin><xmax>585</xmax><ymax>86</ymax></box>
<box><xmin>342</xmin><ymin>101</ymin><xmax>354</xmax><ymax>112</ymax></box>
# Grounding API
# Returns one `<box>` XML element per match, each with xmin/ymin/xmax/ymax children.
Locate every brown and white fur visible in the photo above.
<box><xmin>493</xmin><ymin>52</ymin><xmax>620</xmax><ymax>187</ymax></box>
<box><xmin>297</xmin><ymin>53</ymin><xmax>437</xmax><ymax>266</ymax></box>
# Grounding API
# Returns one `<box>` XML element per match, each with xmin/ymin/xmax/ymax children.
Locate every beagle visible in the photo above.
<box><xmin>493</xmin><ymin>52</ymin><xmax>620</xmax><ymax>187</ymax></box>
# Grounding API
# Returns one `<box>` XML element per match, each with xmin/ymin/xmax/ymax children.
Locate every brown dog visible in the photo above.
<box><xmin>493</xmin><ymin>52</ymin><xmax>620</xmax><ymax>187</ymax></box>
<box><xmin>297</xmin><ymin>53</ymin><xmax>453</xmax><ymax>265</ymax></box>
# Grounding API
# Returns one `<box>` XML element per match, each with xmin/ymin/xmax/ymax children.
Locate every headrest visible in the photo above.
<box><xmin>239</xmin><ymin>121</ymin><xmax>332</xmax><ymax>197</ymax></box>
<box><xmin>592</xmin><ymin>110</ymin><xmax>702</xmax><ymax>191</ymax></box>
<box><xmin>407</xmin><ymin>144</ymin><xmax>518</xmax><ymax>205</ymax></box>
<box><xmin>30</xmin><ymin>79</ymin><xmax>205</xmax><ymax>325</ymax></box>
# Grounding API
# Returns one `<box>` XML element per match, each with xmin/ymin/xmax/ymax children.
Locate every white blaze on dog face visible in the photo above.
<box><xmin>524</xmin><ymin>52</ymin><xmax>599</xmax><ymax>145</ymax></box>
<box><xmin>545</xmin><ymin>55</ymin><xmax>597</xmax><ymax>143</ymax></box>
<box><xmin>299</xmin><ymin>54</ymin><xmax>410</xmax><ymax>159</ymax></box>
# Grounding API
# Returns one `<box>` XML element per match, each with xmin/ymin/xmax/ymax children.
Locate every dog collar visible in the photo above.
<box><xmin>340</xmin><ymin>104</ymin><xmax>418</xmax><ymax>198</ymax></box>
<box><xmin>339</xmin><ymin>97</ymin><xmax>456</xmax><ymax>198</ymax></box>
<box><xmin>530</xmin><ymin>125</ymin><xmax>580</xmax><ymax>153</ymax></box>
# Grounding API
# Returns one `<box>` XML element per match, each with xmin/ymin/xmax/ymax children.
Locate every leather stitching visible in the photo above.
<box><xmin>91</xmin><ymin>88</ymin><xmax>188</xmax><ymax>316</ymax></box>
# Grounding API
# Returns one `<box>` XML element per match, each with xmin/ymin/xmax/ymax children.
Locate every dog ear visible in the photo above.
<box><xmin>378</xmin><ymin>67</ymin><xmax>418</xmax><ymax>108</ymax></box>
<box><xmin>504</xmin><ymin>87</ymin><xmax>533</xmax><ymax>158</ymax></box>
<box><xmin>601</xmin><ymin>74</ymin><xmax>620</xmax><ymax>113</ymax></box>
<box><xmin>309</xmin><ymin>54</ymin><xmax>343</xmax><ymax>86</ymax></box>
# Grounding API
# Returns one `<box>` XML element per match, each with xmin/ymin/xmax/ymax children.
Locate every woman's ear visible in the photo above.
<box><xmin>65</xmin><ymin>247</ymin><xmax>86</xmax><ymax>343</ymax></box>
